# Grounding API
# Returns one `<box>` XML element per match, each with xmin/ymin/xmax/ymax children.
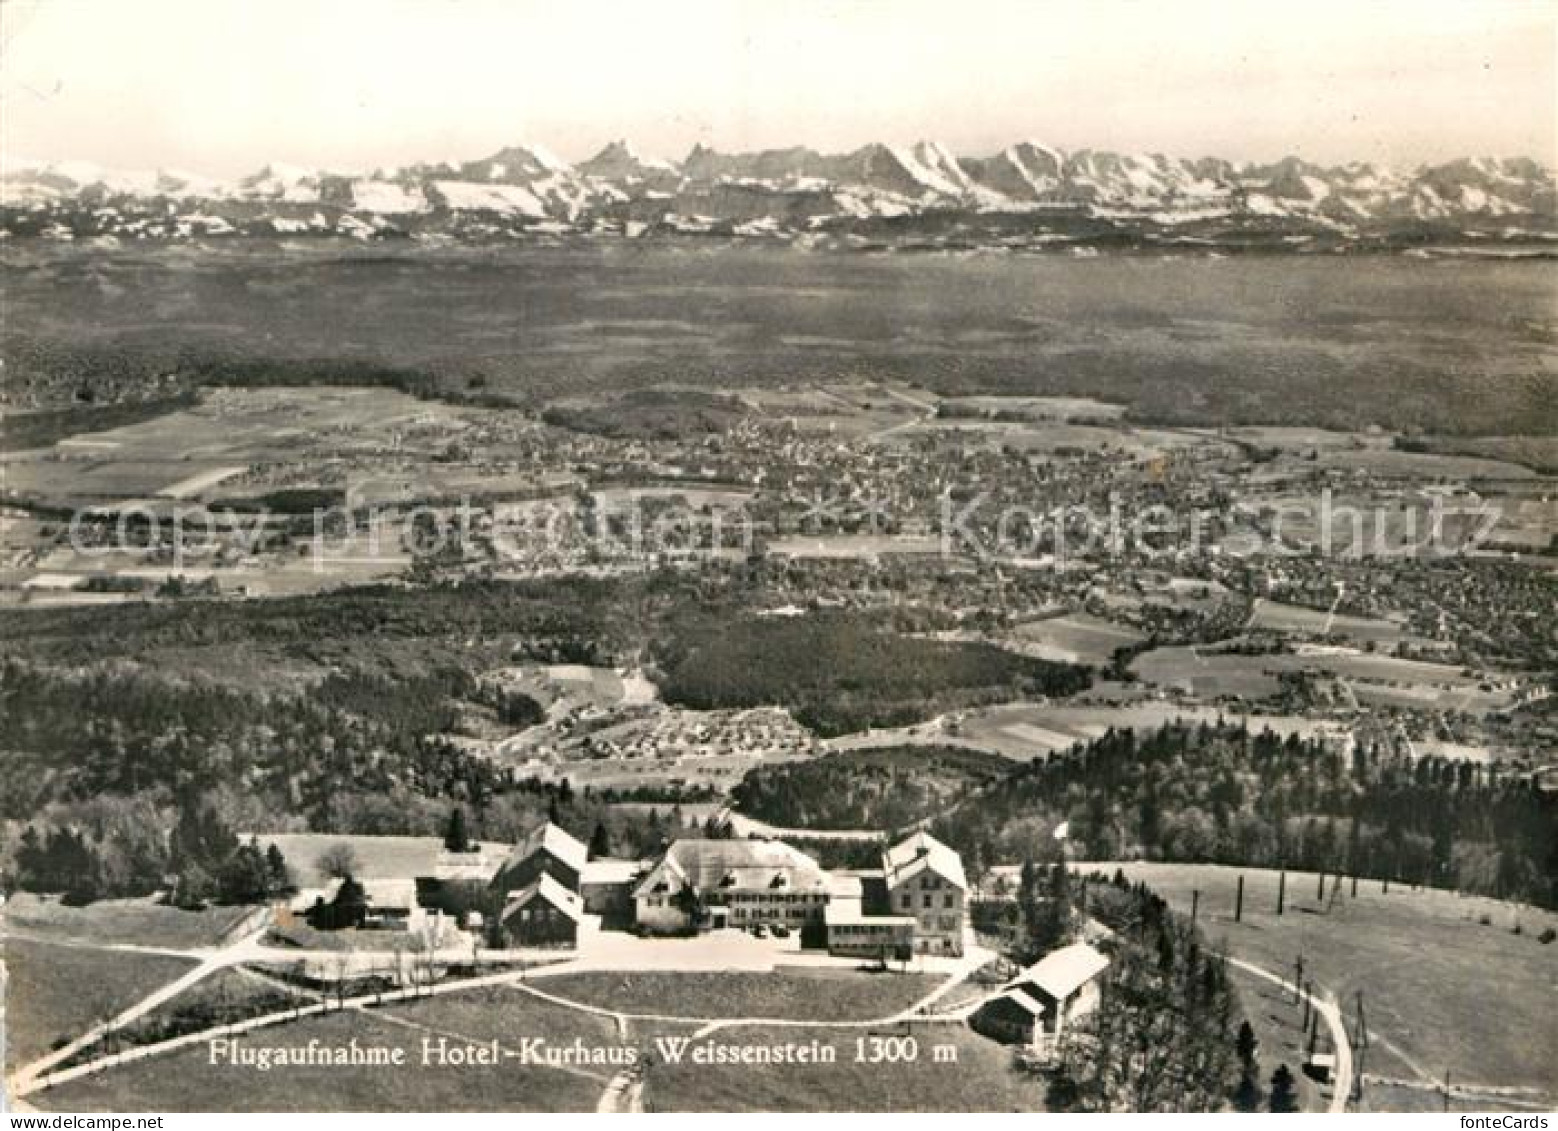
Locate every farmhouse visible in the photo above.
<box><xmin>973</xmin><ymin>941</ymin><xmax>1109</xmax><ymax>1055</ymax></box>
<box><xmin>489</xmin><ymin>822</ymin><xmax>588</xmax><ymax>895</ymax></box>
<box><xmin>632</xmin><ymin>838</ymin><xmax>832</xmax><ymax>934</ymax></box>
<box><xmin>499</xmin><ymin>873</ymin><xmax>584</xmax><ymax>947</ymax></box>
<box><xmin>299</xmin><ymin>877</ymin><xmax>431</xmax><ymax>934</ymax></box>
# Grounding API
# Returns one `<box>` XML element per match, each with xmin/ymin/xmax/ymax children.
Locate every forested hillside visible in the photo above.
<box><xmin>656</xmin><ymin>611</ymin><xmax>1090</xmax><ymax>735</ymax></box>
<box><xmin>0</xmin><ymin>659</ymin><xmax>504</xmax><ymax>821</ymax></box>
<box><xmin>930</xmin><ymin>721</ymin><xmax>1557</xmax><ymax>908</ymax></box>
<box><xmin>731</xmin><ymin>745</ymin><xmax>1011</xmax><ymax>830</ymax></box>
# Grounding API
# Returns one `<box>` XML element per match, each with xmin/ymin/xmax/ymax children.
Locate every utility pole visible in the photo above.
<box><xmin>1235</xmin><ymin>875</ymin><xmax>1244</xmax><ymax>923</ymax></box>
<box><xmin>1278</xmin><ymin>869</ymin><xmax>1287</xmax><ymax>916</ymax></box>
<box><xmin>1317</xmin><ymin>871</ymin><xmax>1326</xmax><ymax>901</ymax></box>
<box><xmin>1191</xmin><ymin>889</ymin><xmax>1200</xmax><ymax>927</ymax></box>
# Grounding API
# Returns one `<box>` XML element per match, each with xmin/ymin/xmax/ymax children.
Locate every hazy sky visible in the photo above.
<box><xmin>2</xmin><ymin>0</ymin><xmax>1553</xmax><ymax>175</ymax></box>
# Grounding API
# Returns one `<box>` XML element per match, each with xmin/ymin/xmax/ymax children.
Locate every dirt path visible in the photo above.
<box><xmin>15</xmin><ymin>938</ymin><xmax>984</xmax><ymax>1110</ymax></box>
<box><xmin>7</xmin><ymin>957</ymin><xmax>574</xmax><ymax>1100</ymax></box>
<box><xmin>7</xmin><ymin>928</ymin><xmax>264</xmax><ymax>1095</ymax></box>
<box><xmin>1226</xmin><ymin>957</ymin><xmax>1353</xmax><ymax>1114</ymax></box>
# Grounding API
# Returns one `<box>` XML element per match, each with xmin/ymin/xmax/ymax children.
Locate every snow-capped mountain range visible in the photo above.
<box><xmin>4</xmin><ymin>140</ymin><xmax>1553</xmax><ymax>251</ymax></box>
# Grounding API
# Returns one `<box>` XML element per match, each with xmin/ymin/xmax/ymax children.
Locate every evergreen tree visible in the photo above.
<box><xmin>587</xmin><ymin>821</ymin><xmax>611</xmax><ymax>861</ymax></box>
<box><xmin>264</xmin><ymin>844</ymin><xmax>293</xmax><ymax>895</ymax></box>
<box><xmin>328</xmin><ymin>875</ymin><xmax>368</xmax><ymax>930</ymax></box>
<box><xmin>218</xmin><ymin>838</ymin><xmax>272</xmax><ymax>904</ymax></box>
<box><xmin>1233</xmin><ymin>1065</ymin><xmax>1264</xmax><ymax>1112</ymax></box>
<box><xmin>169</xmin><ymin>860</ymin><xmax>216</xmax><ymax>909</ymax></box>
<box><xmin>1236</xmin><ymin>1020</ymin><xmax>1259</xmax><ymax>1066</ymax></box>
<box><xmin>444</xmin><ymin>806</ymin><xmax>471</xmax><ymax>853</ymax></box>
<box><xmin>1269</xmin><ymin>1064</ymin><xmax>1300</xmax><ymax>1113</ymax></box>
<box><xmin>1232</xmin><ymin>1021</ymin><xmax>1263</xmax><ymax>1111</ymax></box>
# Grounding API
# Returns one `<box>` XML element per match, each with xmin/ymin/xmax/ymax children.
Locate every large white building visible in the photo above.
<box><xmin>633</xmin><ymin>838</ymin><xmax>832</xmax><ymax>934</ymax></box>
<box><xmin>630</xmin><ymin>829</ymin><xmax>968</xmax><ymax>956</ymax></box>
<box><xmin>880</xmin><ymin>831</ymin><xmax>968</xmax><ymax>956</ymax></box>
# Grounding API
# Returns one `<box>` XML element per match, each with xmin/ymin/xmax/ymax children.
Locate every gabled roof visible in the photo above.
<box><xmin>502</xmin><ymin>872</ymin><xmax>583</xmax><ymax>924</ymax></box>
<box><xmin>1011</xmin><ymin>942</ymin><xmax>1109</xmax><ymax>1003</ymax></box>
<box><xmin>521</xmin><ymin>822</ymin><xmax>589</xmax><ymax>871</ymax></box>
<box><xmin>990</xmin><ymin>987</ymin><xmax>1049</xmax><ymax>1018</ymax></box>
<box><xmin>494</xmin><ymin>822</ymin><xmax>587</xmax><ymax>883</ymax></box>
<box><xmin>882</xmin><ymin>830</ymin><xmax>967</xmax><ymax>890</ymax></box>
<box><xmin>632</xmin><ymin>839</ymin><xmax>828</xmax><ymax>899</ymax></box>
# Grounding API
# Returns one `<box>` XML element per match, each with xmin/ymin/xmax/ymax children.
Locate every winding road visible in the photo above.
<box><xmin>1225</xmin><ymin>957</ymin><xmax>1353</xmax><ymax>1114</ymax></box>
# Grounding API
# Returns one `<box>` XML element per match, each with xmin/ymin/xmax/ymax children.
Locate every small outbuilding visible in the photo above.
<box><xmin>973</xmin><ymin>941</ymin><xmax>1110</xmax><ymax>1054</ymax></box>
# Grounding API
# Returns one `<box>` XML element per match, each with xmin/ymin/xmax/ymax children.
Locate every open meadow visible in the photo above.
<box><xmin>644</xmin><ymin>1020</ymin><xmax>1043</xmax><ymax>1112</ymax></box>
<box><xmin>531</xmin><ymin>969</ymin><xmax>944</xmax><ymax>1022</ymax></box>
<box><xmin>1090</xmin><ymin>862</ymin><xmax>1558</xmax><ymax>1112</ymax></box>
<box><xmin>1</xmin><ymin>893</ymin><xmax>252</xmax><ymax>948</ymax></box>
<box><xmin>29</xmin><ymin>1002</ymin><xmax>607</xmax><ymax>1112</ymax></box>
<box><xmin>2</xmin><ymin>938</ymin><xmax>196</xmax><ymax>1072</ymax></box>
<box><xmin>1001</xmin><ymin>612</ymin><xmax>1146</xmax><ymax>666</ymax></box>
<box><xmin>827</xmin><ymin>700</ymin><xmax>1348</xmax><ymax>760</ymax></box>
<box><xmin>6</xmin><ymin>244</ymin><xmax>1554</xmax><ymax>438</ymax></box>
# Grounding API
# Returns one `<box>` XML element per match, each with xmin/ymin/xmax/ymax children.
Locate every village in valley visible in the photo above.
<box><xmin>1</xmin><ymin>7</ymin><xmax>1555</xmax><ymax>1098</ymax></box>
<box><xmin>1</xmin><ymin>365</ymin><xmax>1555</xmax><ymax>1114</ymax></box>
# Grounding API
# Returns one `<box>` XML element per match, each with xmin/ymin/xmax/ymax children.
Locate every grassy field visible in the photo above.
<box><xmin>645</xmin><ymin>1020</ymin><xmax>1045</xmax><ymax>1111</ymax></box>
<box><xmin>383</xmin><ymin>982</ymin><xmax>621</xmax><ymax>1050</ymax></box>
<box><xmin>532</xmin><ymin>969</ymin><xmax>944</xmax><ymax>1021</ymax></box>
<box><xmin>1088</xmin><ymin>862</ymin><xmax>1558</xmax><ymax>1112</ymax></box>
<box><xmin>75</xmin><ymin>968</ymin><xmax>311</xmax><ymax>1062</ymax></box>
<box><xmin>2</xmin><ymin>387</ymin><xmax>462</xmax><ymax>507</ymax></box>
<box><xmin>10</xmin><ymin>245</ymin><xmax>1551</xmax><ymax>437</ymax></box>
<box><xmin>254</xmin><ymin>834</ymin><xmax>510</xmax><ymax>887</ymax></box>
<box><xmin>1003</xmin><ymin>612</ymin><xmax>1145</xmax><ymax>666</ymax></box>
<box><xmin>1129</xmin><ymin>645</ymin><xmax>1522</xmax><ymax>713</ymax></box>
<box><xmin>1227</xmin><ymin>963</ymin><xmax>1329</xmax><ymax>1113</ymax></box>
<box><xmin>2</xmin><ymin>938</ymin><xmax>196</xmax><ymax>1071</ymax></box>
<box><xmin>2</xmin><ymin>893</ymin><xmax>251</xmax><ymax>948</ymax></box>
<box><xmin>1246</xmin><ymin>600</ymin><xmax>1409</xmax><ymax>645</ymax></box>
<box><xmin>31</xmin><ymin>1005</ymin><xmax>605</xmax><ymax>1112</ymax></box>
<box><xmin>838</xmin><ymin>701</ymin><xmax>1346</xmax><ymax>761</ymax></box>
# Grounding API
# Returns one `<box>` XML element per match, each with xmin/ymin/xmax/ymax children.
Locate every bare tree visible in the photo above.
<box><xmin>315</xmin><ymin>843</ymin><xmax>360</xmax><ymax>883</ymax></box>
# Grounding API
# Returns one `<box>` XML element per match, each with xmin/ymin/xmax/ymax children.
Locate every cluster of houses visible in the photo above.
<box><xmin>347</xmin><ymin>821</ymin><xmax>974</xmax><ymax>957</ymax></box>
<box><xmin>287</xmin><ymin>820</ymin><xmax>1113</xmax><ymax>1059</ymax></box>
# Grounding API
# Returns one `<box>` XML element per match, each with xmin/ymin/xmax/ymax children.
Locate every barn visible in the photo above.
<box><xmin>499</xmin><ymin>873</ymin><xmax>584</xmax><ymax>947</ymax></box>
<box><xmin>973</xmin><ymin>941</ymin><xmax>1110</xmax><ymax>1055</ymax></box>
<box><xmin>489</xmin><ymin>822</ymin><xmax>588</xmax><ymax>895</ymax></box>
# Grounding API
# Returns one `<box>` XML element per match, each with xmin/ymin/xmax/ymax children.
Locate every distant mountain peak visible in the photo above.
<box><xmin>3</xmin><ymin>138</ymin><xmax>1552</xmax><ymax>249</ymax></box>
<box><xmin>579</xmin><ymin>139</ymin><xmax>677</xmax><ymax>179</ymax></box>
